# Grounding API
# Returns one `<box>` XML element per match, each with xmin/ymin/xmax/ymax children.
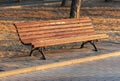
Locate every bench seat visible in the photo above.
<box><xmin>32</xmin><ymin>34</ymin><xmax>108</xmax><ymax>48</ymax></box>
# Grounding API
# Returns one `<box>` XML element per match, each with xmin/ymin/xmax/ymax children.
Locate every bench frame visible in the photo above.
<box><xmin>29</xmin><ymin>40</ymin><xmax>98</xmax><ymax>60</ymax></box>
<box><xmin>30</xmin><ymin>46</ymin><xmax>46</xmax><ymax>59</ymax></box>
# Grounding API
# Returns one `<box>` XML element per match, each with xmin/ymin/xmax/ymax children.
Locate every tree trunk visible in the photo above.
<box><xmin>104</xmin><ymin>0</ymin><xmax>112</xmax><ymax>2</ymax></box>
<box><xmin>61</xmin><ymin>0</ymin><xmax>68</xmax><ymax>7</ymax></box>
<box><xmin>70</xmin><ymin>0</ymin><xmax>81</xmax><ymax>18</ymax></box>
<box><xmin>17</xmin><ymin>0</ymin><xmax>21</xmax><ymax>2</ymax></box>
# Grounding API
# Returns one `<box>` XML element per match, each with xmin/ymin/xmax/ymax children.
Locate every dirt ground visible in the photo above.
<box><xmin>0</xmin><ymin>0</ymin><xmax>120</xmax><ymax>71</ymax></box>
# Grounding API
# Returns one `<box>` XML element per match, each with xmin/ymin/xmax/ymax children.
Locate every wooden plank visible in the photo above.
<box><xmin>15</xmin><ymin>17</ymin><xmax>90</xmax><ymax>27</ymax></box>
<box><xmin>17</xmin><ymin>23</ymin><xmax>92</xmax><ymax>33</ymax></box>
<box><xmin>20</xmin><ymin>31</ymin><xmax>96</xmax><ymax>44</ymax></box>
<box><xmin>20</xmin><ymin>29</ymin><xmax>95</xmax><ymax>41</ymax></box>
<box><xmin>15</xmin><ymin>18</ymin><xmax>91</xmax><ymax>28</ymax></box>
<box><xmin>19</xmin><ymin>26</ymin><xmax>94</xmax><ymax>37</ymax></box>
<box><xmin>33</xmin><ymin>34</ymin><xmax>108</xmax><ymax>48</ymax></box>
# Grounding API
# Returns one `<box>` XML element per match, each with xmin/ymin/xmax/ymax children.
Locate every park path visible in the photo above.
<box><xmin>0</xmin><ymin>55</ymin><xmax>120</xmax><ymax>81</ymax></box>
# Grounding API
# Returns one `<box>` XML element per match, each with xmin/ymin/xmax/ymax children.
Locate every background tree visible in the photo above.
<box><xmin>17</xmin><ymin>0</ymin><xmax>21</xmax><ymax>2</ymax></box>
<box><xmin>70</xmin><ymin>0</ymin><xmax>82</xmax><ymax>18</ymax></box>
<box><xmin>61</xmin><ymin>0</ymin><xmax>68</xmax><ymax>7</ymax></box>
<box><xmin>104</xmin><ymin>0</ymin><xmax>112</xmax><ymax>2</ymax></box>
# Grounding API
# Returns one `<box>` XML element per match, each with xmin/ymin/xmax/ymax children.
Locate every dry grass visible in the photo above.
<box><xmin>0</xmin><ymin>0</ymin><xmax>120</xmax><ymax>58</ymax></box>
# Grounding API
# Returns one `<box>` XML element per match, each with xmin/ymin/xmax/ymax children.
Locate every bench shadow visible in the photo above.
<box><xmin>0</xmin><ymin>39</ymin><xmax>119</xmax><ymax>58</ymax></box>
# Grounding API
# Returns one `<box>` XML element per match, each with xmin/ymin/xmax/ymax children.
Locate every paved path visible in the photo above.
<box><xmin>0</xmin><ymin>56</ymin><xmax>120</xmax><ymax>81</ymax></box>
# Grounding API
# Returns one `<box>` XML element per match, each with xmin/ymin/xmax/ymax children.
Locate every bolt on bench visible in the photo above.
<box><xmin>14</xmin><ymin>17</ymin><xmax>108</xmax><ymax>60</ymax></box>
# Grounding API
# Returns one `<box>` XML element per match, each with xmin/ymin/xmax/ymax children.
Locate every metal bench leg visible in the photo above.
<box><xmin>80</xmin><ymin>41</ymin><xmax>89</xmax><ymax>48</ymax></box>
<box><xmin>80</xmin><ymin>41</ymin><xmax>98</xmax><ymax>51</ymax></box>
<box><xmin>89</xmin><ymin>41</ymin><xmax>98</xmax><ymax>51</ymax></box>
<box><xmin>29</xmin><ymin>46</ymin><xmax>46</xmax><ymax>60</ymax></box>
<box><xmin>29</xmin><ymin>46</ymin><xmax>36</xmax><ymax>56</ymax></box>
<box><xmin>39</xmin><ymin>48</ymin><xmax>46</xmax><ymax>60</ymax></box>
<box><xmin>29</xmin><ymin>49</ymin><xmax>34</xmax><ymax>56</ymax></box>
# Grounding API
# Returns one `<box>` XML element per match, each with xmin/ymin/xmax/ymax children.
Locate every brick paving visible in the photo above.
<box><xmin>0</xmin><ymin>56</ymin><xmax>120</xmax><ymax>81</ymax></box>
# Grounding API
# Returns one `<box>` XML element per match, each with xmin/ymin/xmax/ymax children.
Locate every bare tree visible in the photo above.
<box><xmin>13</xmin><ymin>0</ymin><xmax>22</xmax><ymax>3</ymax></box>
<box><xmin>104</xmin><ymin>0</ymin><xmax>113</xmax><ymax>2</ymax></box>
<box><xmin>61</xmin><ymin>0</ymin><xmax>68</xmax><ymax>6</ymax></box>
<box><xmin>70</xmin><ymin>0</ymin><xmax>82</xmax><ymax>18</ymax></box>
<box><xmin>18</xmin><ymin>0</ymin><xmax>21</xmax><ymax>2</ymax></box>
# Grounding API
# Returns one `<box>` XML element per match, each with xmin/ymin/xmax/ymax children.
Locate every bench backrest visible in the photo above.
<box><xmin>14</xmin><ymin>17</ymin><xmax>96</xmax><ymax>44</ymax></box>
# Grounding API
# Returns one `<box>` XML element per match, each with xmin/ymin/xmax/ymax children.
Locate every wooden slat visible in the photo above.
<box><xmin>15</xmin><ymin>18</ymin><xmax>91</xmax><ymax>28</ymax></box>
<box><xmin>21</xmin><ymin>30</ymin><xmax>96</xmax><ymax>44</ymax></box>
<box><xmin>19</xmin><ymin>26</ymin><xmax>94</xmax><ymax>37</ymax></box>
<box><xmin>21</xmin><ymin>33</ymin><xmax>95</xmax><ymax>44</ymax></box>
<box><xmin>17</xmin><ymin>23</ymin><xmax>92</xmax><ymax>33</ymax></box>
<box><xmin>20</xmin><ymin>29</ymin><xmax>95</xmax><ymax>40</ymax></box>
<box><xmin>15</xmin><ymin>17</ymin><xmax>90</xmax><ymax>28</ymax></box>
<box><xmin>33</xmin><ymin>34</ymin><xmax>108</xmax><ymax>48</ymax></box>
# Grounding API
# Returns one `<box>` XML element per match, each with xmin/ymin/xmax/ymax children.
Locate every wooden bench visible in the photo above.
<box><xmin>14</xmin><ymin>17</ymin><xmax>108</xmax><ymax>60</ymax></box>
